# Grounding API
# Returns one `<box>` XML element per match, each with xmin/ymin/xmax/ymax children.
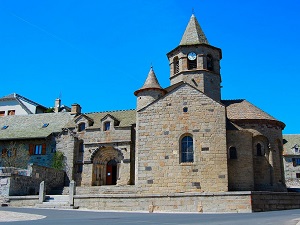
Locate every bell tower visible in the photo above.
<box><xmin>167</xmin><ymin>14</ymin><xmax>222</xmax><ymax>102</ymax></box>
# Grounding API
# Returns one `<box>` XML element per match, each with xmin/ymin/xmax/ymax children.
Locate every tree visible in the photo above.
<box><xmin>0</xmin><ymin>142</ymin><xmax>30</xmax><ymax>171</ymax></box>
<box><xmin>51</xmin><ymin>151</ymin><xmax>65</xmax><ymax>170</ymax></box>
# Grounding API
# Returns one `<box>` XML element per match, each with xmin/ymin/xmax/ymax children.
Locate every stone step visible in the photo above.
<box><xmin>35</xmin><ymin>203</ymin><xmax>75</xmax><ymax>209</ymax></box>
<box><xmin>45</xmin><ymin>195</ymin><xmax>69</xmax><ymax>203</ymax></box>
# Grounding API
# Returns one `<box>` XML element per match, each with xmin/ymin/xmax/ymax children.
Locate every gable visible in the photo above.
<box><xmin>139</xmin><ymin>82</ymin><xmax>224</xmax><ymax>112</ymax></box>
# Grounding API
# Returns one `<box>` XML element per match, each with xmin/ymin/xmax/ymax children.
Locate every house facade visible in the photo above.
<box><xmin>0</xmin><ymin>93</ymin><xmax>47</xmax><ymax>116</ymax></box>
<box><xmin>283</xmin><ymin>134</ymin><xmax>300</xmax><ymax>189</ymax></box>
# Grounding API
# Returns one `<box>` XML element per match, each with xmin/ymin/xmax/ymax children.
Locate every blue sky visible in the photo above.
<box><xmin>0</xmin><ymin>0</ymin><xmax>299</xmax><ymax>134</ymax></box>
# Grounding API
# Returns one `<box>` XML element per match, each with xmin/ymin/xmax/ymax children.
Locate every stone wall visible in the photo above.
<box><xmin>0</xmin><ymin>137</ymin><xmax>57</xmax><ymax>168</ymax></box>
<box><xmin>252</xmin><ymin>192</ymin><xmax>300</xmax><ymax>211</ymax></box>
<box><xmin>0</xmin><ymin>164</ymin><xmax>64</xmax><ymax>196</ymax></box>
<box><xmin>56</xmin><ymin>129</ymin><xmax>76</xmax><ymax>185</ymax></box>
<box><xmin>234</xmin><ymin>122</ymin><xmax>286</xmax><ymax>191</ymax></box>
<box><xmin>74</xmin><ymin>192</ymin><xmax>252</xmax><ymax>213</ymax></box>
<box><xmin>136</xmin><ymin>84</ymin><xmax>227</xmax><ymax>193</ymax></box>
<box><xmin>227</xmin><ymin>130</ymin><xmax>254</xmax><ymax>191</ymax></box>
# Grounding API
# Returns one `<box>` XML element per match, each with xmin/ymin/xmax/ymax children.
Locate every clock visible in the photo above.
<box><xmin>188</xmin><ymin>52</ymin><xmax>197</xmax><ymax>60</ymax></box>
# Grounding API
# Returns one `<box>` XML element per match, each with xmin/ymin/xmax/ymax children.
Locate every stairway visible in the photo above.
<box><xmin>35</xmin><ymin>195</ymin><xmax>75</xmax><ymax>209</ymax></box>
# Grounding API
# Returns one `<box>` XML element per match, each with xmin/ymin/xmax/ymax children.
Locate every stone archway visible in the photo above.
<box><xmin>91</xmin><ymin>146</ymin><xmax>123</xmax><ymax>186</ymax></box>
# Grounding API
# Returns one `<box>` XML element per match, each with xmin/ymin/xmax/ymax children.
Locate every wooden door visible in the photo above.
<box><xmin>106</xmin><ymin>165</ymin><xmax>113</xmax><ymax>185</ymax></box>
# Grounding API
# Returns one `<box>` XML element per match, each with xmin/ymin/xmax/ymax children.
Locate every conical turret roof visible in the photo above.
<box><xmin>134</xmin><ymin>67</ymin><xmax>165</xmax><ymax>96</ymax></box>
<box><xmin>179</xmin><ymin>14</ymin><xmax>209</xmax><ymax>46</ymax></box>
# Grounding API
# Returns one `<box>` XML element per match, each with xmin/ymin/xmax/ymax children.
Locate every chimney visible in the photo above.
<box><xmin>71</xmin><ymin>103</ymin><xmax>81</xmax><ymax>115</ymax></box>
<box><xmin>54</xmin><ymin>98</ymin><xmax>61</xmax><ymax>113</ymax></box>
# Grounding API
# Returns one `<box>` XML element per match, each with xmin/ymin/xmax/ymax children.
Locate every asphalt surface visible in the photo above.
<box><xmin>1</xmin><ymin>207</ymin><xmax>300</xmax><ymax>225</ymax></box>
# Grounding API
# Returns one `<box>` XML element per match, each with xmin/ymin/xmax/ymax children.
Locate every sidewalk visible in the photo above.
<box><xmin>0</xmin><ymin>210</ymin><xmax>46</xmax><ymax>222</ymax></box>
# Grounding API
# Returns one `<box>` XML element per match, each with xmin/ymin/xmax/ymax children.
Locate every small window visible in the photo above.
<box><xmin>0</xmin><ymin>111</ymin><xmax>4</xmax><ymax>116</ymax></box>
<box><xmin>293</xmin><ymin>158</ymin><xmax>300</xmax><ymax>167</ymax></box>
<box><xmin>183</xmin><ymin>107</ymin><xmax>188</xmax><ymax>113</ymax></box>
<box><xmin>207</xmin><ymin>55</ymin><xmax>213</xmax><ymax>71</ymax></box>
<box><xmin>256</xmin><ymin>143</ymin><xmax>263</xmax><ymax>156</ymax></box>
<box><xmin>35</xmin><ymin>145</ymin><xmax>42</xmax><ymax>155</ymax></box>
<box><xmin>296</xmin><ymin>173</ymin><xmax>300</xmax><ymax>178</ymax></box>
<box><xmin>181</xmin><ymin>135</ymin><xmax>194</xmax><ymax>163</ymax></box>
<box><xmin>42</xmin><ymin>123</ymin><xmax>49</xmax><ymax>128</ymax></box>
<box><xmin>8</xmin><ymin>110</ymin><xmax>15</xmax><ymax>116</ymax></box>
<box><xmin>78</xmin><ymin>123</ymin><xmax>85</xmax><ymax>132</ymax></box>
<box><xmin>77</xmin><ymin>164</ymin><xmax>83</xmax><ymax>173</ymax></box>
<box><xmin>294</xmin><ymin>144</ymin><xmax>299</xmax><ymax>153</ymax></box>
<box><xmin>79</xmin><ymin>142</ymin><xmax>84</xmax><ymax>152</ymax></box>
<box><xmin>1</xmin><ymin>125</ymin><xmax>8</xmax><ymax>130</ymax></box>
<box><xmin>104</xmin><ymin>122</ymin><xmax>110</xmax><ymax>131</ymax></box>
<box><xmin>174</xmin><ymin>57</ymin><xmax>179</xmax><ymax>74</ymax></box>
<box><xmin>229</xmin><ymin>147</ymin><xmax>237</xmax><ymax>159</ymax></box>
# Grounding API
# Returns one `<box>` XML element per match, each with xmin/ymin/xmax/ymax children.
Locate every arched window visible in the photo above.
<box><xmin>207</xmin><ymin>55</ymin><xmax>213</xmax><ymax>71</ymax></box>
<box><xmin>229</xmin><ymin>146</ymin><xmax>237</xmax><ymax>159</ymax></box>
<box><xmin>79</xmin><ymin>142</ymin><xmax>84</xmax><ymax>152</ymax></box>
<box><xmin>78</xmin><ymin>123</ymin><xmax>85</xmax><ymax>132</ymax></box>
<box><xmin>174</xmin><ymin>57</ymin><xmax>179</xmax><ymax>74</ymax></box>
<box><xmin>181</xmin><ymin>135</ymin><xmax>194</xmax><ymax>163</ymax></box>
<box><xmin>256</xmin><ymin>143</ymin><xmax>263</xmax><ymax>156</ymax></box>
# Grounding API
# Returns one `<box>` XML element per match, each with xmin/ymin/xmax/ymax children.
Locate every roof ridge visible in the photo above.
<box><xmin>85</xmin><ymin>109</ymin><xmax>136</xmax><ymax>114</ymax></box>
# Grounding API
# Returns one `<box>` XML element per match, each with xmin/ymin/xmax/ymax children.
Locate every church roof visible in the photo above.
<box><xmin>0</xmin><ymin>112</ymin><xmax>74</xmax><ymax>140</ymax></box>
<box><xmin>222</xmin><ymin>99</ymin><xmax>285</xmax><ymax>128</ymax></box>
<box><xmin>179</xmin><ymin>14</ymin><xmax>209</xmax><ymax>46</ymax></box>
<box><xmin>134</xmin><ymin>67</ymin><xmax>165</xmax><ymax>96</ymax></box>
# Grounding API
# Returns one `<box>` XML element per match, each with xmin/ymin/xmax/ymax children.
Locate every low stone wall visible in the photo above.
<box><xmin>5</xmin><ymin>191</ymin><xmax>300</xmax><ymax>213</ymax></box>
<box><xmin>8</xmin><ymin>196</ymin><xmax>39</xmax><ymax>207</ymax></box>
<box><xmin>0</xmin><ymin>164</ymin><xmax>64</xmax><ymax>197</ymax></box>
<box><xmin>252</xmin><ymin>192</ymin><xmax>300</xmax><ymax>212</ymax></box>
<box><xmin>74</xmin><ymin>192</ymin><xmax>253</xmax><ymax>213</ymax></box>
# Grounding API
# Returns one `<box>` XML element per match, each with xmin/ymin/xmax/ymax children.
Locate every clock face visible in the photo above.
<box><xmin>188</xmin><ymin>52</ymin><xmax>197</xmax><ymax>60</ymax></box>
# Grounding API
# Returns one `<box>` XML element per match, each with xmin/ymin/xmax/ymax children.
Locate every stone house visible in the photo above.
<box><xmin>0</xmin><ymin>112</ymin><xmax>75</xmax><ymax>173</ymax></box>
<box><xmin>0</xmin><ymin>93</ymin><xmax>47</xmax><ymax>116</ymax></box>
<box><xmin>283</xmin><ymin>134</ymin><xmax>300</xmax><ymax>189</ymax></box>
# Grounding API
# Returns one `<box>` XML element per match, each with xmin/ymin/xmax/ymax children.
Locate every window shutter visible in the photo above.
<box><xmin>29</xmin><ymin>144</ymin><xmax>34</xmax><ymax>155</ymax></box>
<box><xmin>42</xmin><ymin>144</ymin><xmax>46</xmax><ymax>155</ymax></box>
<box><xmin>2</xmin><ymin>148</ymin><xmax>7</xmax><ymax>158</ymax></box>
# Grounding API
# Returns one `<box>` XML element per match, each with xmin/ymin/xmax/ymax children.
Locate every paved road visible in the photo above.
<box><xmin>1</xmin><ymin>207</ymin><xmax>300</xmax><ymax>225</ymax></box>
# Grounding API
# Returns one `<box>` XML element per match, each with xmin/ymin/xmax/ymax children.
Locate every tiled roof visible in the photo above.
<box><xmin>134</xmin><ymin>67</ymin><xmax>165</xmax><ymax>96</ymax></box>
<box><xmin>0</xmin><ymin>112</ymin><xmax>74</xmax><ymax>140</ymax></box>
<box><xmin>222</xmin><ymin>99</ymin><xmax>278</xmax><ymax>121</ymax></box>
<box><xmin>66</xmin><ymin>109</ymin><xmax>136</xmax><ymax>129</ymax></box>
<box><xmin>283</xmin><ymin>134</ymin><xmax>300</xmax><ymax>156</ymax></box>
<box><xmin>179</xmin><ymin>14</ymin><xmax>209</xmax><ymax>46</ymax></box>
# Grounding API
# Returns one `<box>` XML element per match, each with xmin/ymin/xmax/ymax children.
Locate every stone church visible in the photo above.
<box><xmin>57</xmin><ymin>14</ymin><xmax>286</xmax><ymax>193</ymax></box>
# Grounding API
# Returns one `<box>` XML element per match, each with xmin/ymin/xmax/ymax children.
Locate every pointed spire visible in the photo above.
<box><xmin>179</xmin><ymin>14</ymin><xmax>209</xmax><ymax>46</ymax></box>
<box><xmin>134</xmin><ymin>67</ymin><xmax>164</xmax><ymax>96</ymax></box>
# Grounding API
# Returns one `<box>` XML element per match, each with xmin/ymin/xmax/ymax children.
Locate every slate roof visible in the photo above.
<box><xmin>66</xmin><ymin>109</ymin><xmax>136</xmax><ymax>129</ymax></box>
<box><xmin>134</xmin><ymin>67</ymin><xmax>165</xmax><ymax>96</ymax></box>
<box><xmin>0</xmin><ymin>112</ymin><xmax>75</xmax><ymax>140</ymax></box>
<box><xmin>222</xmin><ymin>99</ymin><xmax>276</xmax><ymax>120</ymax></box>
<box><xmin>283</xmin><ymin>134</ymin><xmax>300</xmax><ymax>156</ymax></box>
<box><xmin>179</xmin><ymin>14</ymin><xmax>209</xmax><ymax>46</ymax></box>
<box><xmin>0</xmin><ymin>93</ymin><xmax>47</xmax><ymax>110</ymax></box>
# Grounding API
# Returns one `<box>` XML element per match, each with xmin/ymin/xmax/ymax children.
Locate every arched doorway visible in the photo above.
<box><xmin>106</xmin><ymin>159</ymin><xmax>117</xmax><ymax>185</ymax></box>
<box><xmin>91</xmin><ymin>147</ymin><xmax>123</xmax><ymax>186</ymax></box>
